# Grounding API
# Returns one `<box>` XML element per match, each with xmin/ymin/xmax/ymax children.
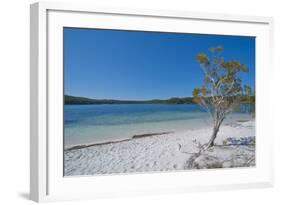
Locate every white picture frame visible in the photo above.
<box><xmin>30</xmin><ymin>1</ymin><xmax>274</xmax><ymax>202</ymax></box>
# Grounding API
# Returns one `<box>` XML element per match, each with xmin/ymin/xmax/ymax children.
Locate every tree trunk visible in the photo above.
<box><xmin>206</xmin><ymin>126</ymin><xmax>219</xmax><ymax>148</ymax></box>
<box><xmin>205</xmin><ymin>117</ymin><xmax>224</xmax><ymax>149</ymax></box>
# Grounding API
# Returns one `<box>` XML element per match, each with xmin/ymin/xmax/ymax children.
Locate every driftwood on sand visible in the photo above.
<box><xmin>65</xmin><ymin>131</ymin><xmax>173</xmax><ymax>151</ymax></box>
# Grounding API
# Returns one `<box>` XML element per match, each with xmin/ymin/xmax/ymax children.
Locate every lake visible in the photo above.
<box><xmin>64</xmin><ymin>104</ymin><xmax>254</xmax><ymax>147</ymax></box>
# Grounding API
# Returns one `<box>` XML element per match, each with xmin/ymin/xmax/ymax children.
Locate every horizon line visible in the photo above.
<box><xmin>64</xmin><ymin>94</ymin><xmax>196</xmax><ymax>101</ymax></box>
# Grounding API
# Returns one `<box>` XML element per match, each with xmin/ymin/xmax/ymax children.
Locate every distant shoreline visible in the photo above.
<box><xmin>64</xmin><ymin>94</ymin><xmax>255</xmax><ymax>105</ymax></box>
<box><xmin>64</xmin><ymin>95</ymin><xmax>195</xmax><ymax>105</ymax></box>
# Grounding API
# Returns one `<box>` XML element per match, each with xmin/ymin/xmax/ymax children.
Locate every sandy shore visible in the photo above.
<box><xmin>64</xmin><ymin>119</ymin><xmax>255</xmax><ymax>176</ymax></box>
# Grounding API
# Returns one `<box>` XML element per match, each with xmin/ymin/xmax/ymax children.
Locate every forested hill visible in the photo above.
<box><xmin>65</xmin><ymin>95</ymin><xmax>255</xmax><ymax>105</ymax></box>
<box><xmin>64</xmin><ymin>95</ymin><xmax>194</xmax><ymax>105</ymax></box>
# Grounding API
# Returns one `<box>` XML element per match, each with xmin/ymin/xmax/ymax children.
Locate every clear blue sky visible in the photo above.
<box><xmin>64</xmin><ymin>28</ymin><xmax>255</xmax><ymax>100</ymax></box>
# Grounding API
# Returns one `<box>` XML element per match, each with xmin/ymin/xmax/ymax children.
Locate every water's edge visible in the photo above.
<box><xmin>65</xmin><ymin>131</ymin><xmax>172</xmax><ymax>151</ymax></box>
<box><xmin>64</xmin><ymin>104</ymin><xmax>254</xmax><ymax>148</ymax></box>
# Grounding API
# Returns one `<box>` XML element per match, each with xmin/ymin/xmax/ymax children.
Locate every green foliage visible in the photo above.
<box><xmin>192</xmin><ymin>46</ymin><xmax>253</xmax><ymax>116</ymax></box>
<box><xmin>196</xmin><ymin>53</ymin><xmax>210</xmax><ymax>67</ymax></box>
<box><xmin>64</xmin><ymin>95</ymin><xmax>195</xmax><ymax>105</ymax></box>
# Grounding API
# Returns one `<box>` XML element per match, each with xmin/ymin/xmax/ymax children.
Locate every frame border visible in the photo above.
<box><xmin>30</xmin><ymin>1</ymin><xmax>274</xmax><ymax>202</ymax></box>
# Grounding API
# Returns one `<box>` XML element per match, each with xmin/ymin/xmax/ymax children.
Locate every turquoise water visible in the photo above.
<box><xmin>64</xmin><ymin>104</ymin><xmax>253</xmax><ymax>147</ymax></box>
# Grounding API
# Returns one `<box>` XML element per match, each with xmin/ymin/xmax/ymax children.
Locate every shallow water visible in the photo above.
<box><xmin>64</xmin><ymin>104</ymin><xmax>254</xmax><ymax>147</ymax></box>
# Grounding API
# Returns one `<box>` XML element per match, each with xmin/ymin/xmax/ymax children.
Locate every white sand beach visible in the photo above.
<box><xmin>64</xmin><ymin>119</ymin><xmax>255</xmax><ymax>176</ymax></box>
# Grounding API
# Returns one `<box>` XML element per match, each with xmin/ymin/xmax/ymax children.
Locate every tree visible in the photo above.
<box><xmin>193</xmin><ymin>46</ymin><xmax>249</xmax><ymax>149</ymax></box>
